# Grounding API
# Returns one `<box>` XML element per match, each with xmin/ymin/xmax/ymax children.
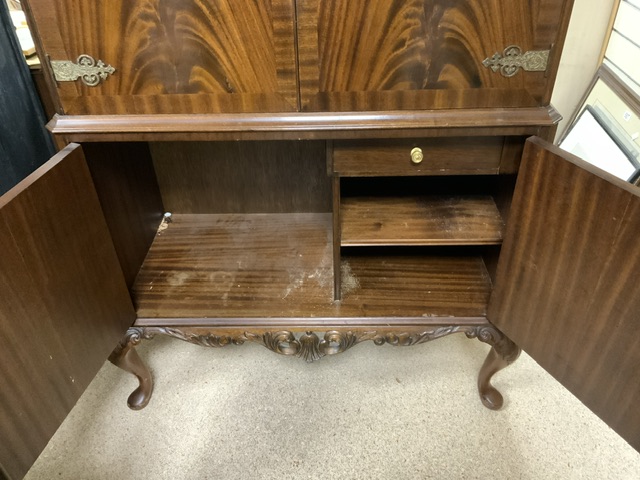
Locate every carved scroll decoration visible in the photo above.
<box><xmin>482</xmin><ymin>46</ymin><xmax>550</xmax><ymax>77</ymax></box>
<box><xmin>113</xmin><ymin>325</ymin><xmax>521</xmax><ymax>410</ymax></box>
<box><xmin>243</xmin><ymin>330</ymin><xmax>378</xmax><ymax>362</ymax></box>
<box><xmin>133</xmin><ymin>325</ymin><xmax>513</xmax><ymax>363</ymax></box>
<box><xmin>142</xmin><ymin>328</ymin><xmax>377</xmax><ymax>363</ymax></box>
<box><xmin>51</xmin><ymin>54</ymin><xmax>115</xmax><ymax>86</ymax></box>
<box><xmin>110</xmin><ymin>327</ymin><xmax>154</xmax><ymax>358</ymax></box>
<box><xmin>154</xmin><ymin>327</ymin><xmax>242</xmax><ymax>348</ymax></box>
<box><xmin>468</xmin><ymin>325</ymin><xmax>521</xmax><ymax>409</ymax></box>
<box><xmin>373</xmin><ymin>325</ymin><xmax>465</xmax><ymax>346</ymax></box>
<box><xmin>465</xmin><ymin>325</ymin><xmax>520</xmax><ymax>363</ymax></box>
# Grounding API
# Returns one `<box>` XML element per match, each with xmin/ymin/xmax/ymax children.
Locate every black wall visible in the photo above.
<box><xmin>0</xmin><ymin>1</ymin><xmax>54</xmax><ymax>196</ymax></box>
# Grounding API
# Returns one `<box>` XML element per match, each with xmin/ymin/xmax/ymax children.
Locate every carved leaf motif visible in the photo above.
<box><xmin>319</xmin><ymin>330</ymin><xmax>374</xmax><ymax>355</ymax></box>
<box><xmin>128</xmin><ymin>326</ymin><xmax>514</xmax><ymax>363</ymax></box>
<box><xmin>298</xmin><ymin>332</ymin><xmax>322</xmax><ymax>362</ymax></box>
<box><xmin>242</xmin><ymin>330</ymin><xmax>379</xmax><ymax>362</ymax></box>
<box><xmin>160</xmin><ymin>327</ymin><xmax>239</xmax><ymax>348</ymax></box>
<box><xmin>374</xmin><ymin>326</ymin><xmax>464</xmax><ymax>346</ymax></box>
<box><xmin>246</xmin><ymin>331</ymin><xmax>301</xmax><ymax>356</ymax></box>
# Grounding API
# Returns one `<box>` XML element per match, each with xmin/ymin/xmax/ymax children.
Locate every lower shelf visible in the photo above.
<box><xmin>340</xmin><ymin>195</ymin><xmax>504</xmax><ymax>246</ymax></box>
<box><xmin>132</xmin><ymin>213</ymin><xmax>492</xmax><ymax>321</ymax></box>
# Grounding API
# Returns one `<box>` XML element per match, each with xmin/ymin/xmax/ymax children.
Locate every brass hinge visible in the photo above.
<box><xmin>50</xmin><ymin>54</ymin><xmax>115</xmax><ymax>86</ymax></box>
<box><xmin>483</xmin><ymin>45</ymin><xmax>550</xmax><ymax>78</ymax></box>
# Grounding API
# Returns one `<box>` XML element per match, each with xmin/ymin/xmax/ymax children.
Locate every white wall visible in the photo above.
<box><xmin>552</xmin><ymin>0</ymin><xmax>617</xmax><ymax>141</ymax></box>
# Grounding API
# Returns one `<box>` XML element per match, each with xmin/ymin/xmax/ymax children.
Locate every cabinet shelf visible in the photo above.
<box><xmin>132</xmin><ymin>213</ymin><xmax>491</xmax><ymax>321</ymax></box>
<box><xmin>340</xmin><ymin>196</ymin><xmax>504</xmax><ymax>246</ymax></box>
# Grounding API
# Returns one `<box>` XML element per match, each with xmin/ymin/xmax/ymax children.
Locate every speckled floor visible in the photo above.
<box><xmin>25</xmin><ymin>334</ymin><xmax>640</xmax><ymax>480</ymax></box>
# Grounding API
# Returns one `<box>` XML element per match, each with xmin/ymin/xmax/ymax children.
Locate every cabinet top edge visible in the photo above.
<box><xmin>48</xmin><ymin>107</ymin><xmax>562</xmax><ymax>140</ymax></box>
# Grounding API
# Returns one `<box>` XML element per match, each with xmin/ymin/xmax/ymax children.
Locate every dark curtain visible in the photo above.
<box><xmin>0</xmin><ymin>1</ymin><xmax>55</xmax><ymax>196</ymax></box>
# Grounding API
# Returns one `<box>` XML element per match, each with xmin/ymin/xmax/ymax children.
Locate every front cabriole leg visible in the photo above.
<box><xmin>467</xmin><ymin>325</ymin><xmax>521</xmax><ymax>410</ymax></box>
<box><xmin>109</xmin><ymin>327</ymin><xmax>154</xmax><ymax>410</ymax></box>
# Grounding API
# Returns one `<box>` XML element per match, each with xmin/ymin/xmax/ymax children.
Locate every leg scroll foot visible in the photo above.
<box><xmin>469</xmin><ymin>326</ymin><xmax>521</xmax><ymax>410</ymax></box>
<box><xmin>109</xmin><ymin>328</ymin><xmax>154</xmax><ymax>410</ymax></box>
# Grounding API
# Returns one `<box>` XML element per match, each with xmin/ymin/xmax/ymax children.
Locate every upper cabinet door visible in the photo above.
<box><xmin>26</xmin><ymin>0</ymin><xmax>299</xmax><ymax>114</ymax></box>
<box><xmin>0</xmin><ymin>145</ymin><xmax>135</xmax><ymax>479</ymax></box>
<box><xmin>489</xmin><ymin>137</ymin><xmax>640</xmax><ymax>452</ymax></box>
<box><xmin>296</xmin><ymin>0</ymin><xmax>572</xmax><ymax>111</ymax></box>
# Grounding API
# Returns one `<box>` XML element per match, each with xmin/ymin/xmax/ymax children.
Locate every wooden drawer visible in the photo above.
<box><xmin>332</xmin><ymin>137</ymin><xmax>505</xmax><ymax>176</ymax></box>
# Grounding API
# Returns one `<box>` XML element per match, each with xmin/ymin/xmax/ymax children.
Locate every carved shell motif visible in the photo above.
<box><xmin>244</xmin><ymin>331</ymin><xmax>375</xmax><ymax>363</ymax></box>
<box><xmin>125</xmin><ymin>325</ymin><xmax>512</xmax><ymax>363</ymax></box>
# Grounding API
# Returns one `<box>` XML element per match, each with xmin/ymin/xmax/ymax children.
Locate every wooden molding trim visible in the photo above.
<box><xmin>134</xmin><ymin>317</ymin><xmax>489</xmax><ymax>328</ymax></box>
<box><xmin>48</xmin><ymin>107</ymin><xmax>562</xmax><ymax>141</ymax></box>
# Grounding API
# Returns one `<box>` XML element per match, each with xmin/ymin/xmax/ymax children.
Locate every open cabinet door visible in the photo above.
<box><xmin>488</xmin><ymin>137</ymin><xmax>640</xmax><ymax>451</ymax></box>
<box><xmin>0</xmin><ymin>144</ymin><xmax>135</xmax><ymax>479</ymax></box>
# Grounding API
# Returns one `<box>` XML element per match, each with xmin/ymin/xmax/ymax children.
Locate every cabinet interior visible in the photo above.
<box><xmin>83</xmin><ymin>137</ymin><xmax>524</xmax><ymax>323</ymax></box>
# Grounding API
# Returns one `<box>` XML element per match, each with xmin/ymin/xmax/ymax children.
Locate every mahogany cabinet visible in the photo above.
<box><xmin>24</xmin><ymin>0</ymin><xmax>300</xmax><ymax>114</ymax></box>
<box><xmin>3</xmin><ymin>1</ymin><xmax>640</xmax><ymax>479</ymax></box>
<box><xmin>296</xmin><ymin>0</ymin><xmax>571</xmax><ymax>111</ymax></box>
<box><xmin>25</xmin><ymin>0</ymin><xmax>573</xmax><ymax>115</ymax></box>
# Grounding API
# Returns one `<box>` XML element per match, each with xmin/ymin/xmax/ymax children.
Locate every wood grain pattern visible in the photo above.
<box><xmin>341</xmin><ymin>196</ymin><xmax>504</xmax><ymax>246</ymax></box>
<box><xmin>83</xmin><ymin>142</ymin><xmax>165</xmax><ymax>287</ymax></box>
<box><xmin>133</xmin><ymin>214</ymin><xmax>491</xmax><ymax>319</ymax></box>
<box><xmin>489</xmin><ymin>137</ymin><xmax>640</xmax><ymax>452</ymax></box>
<box><xmin>150</xmin><ymin>141</ymin><xmax>331</xmax><ymax>213</ymax></box>
<box><xmin>297</xmin><ymin>0</ymin><xmax>572</xmax><ymax>111</ymax></box>
<box><xmin>26</xmin><ymin>0</ymin><xmax>298</xmax><ymax>114</ymax></box>
<box><xmin>46</xmin><ymin>107</ymin><xmax>562</xmax><ymax>142</ymax></box>
<box><xmin>0</xmin><ymin>144</ymin><xmax>134</xmax><ymax>480</ymax></box>
<box><xmin>332</xmin><ymin>136</ymin><xmax>504</xmax><ymax>176</ymax></box>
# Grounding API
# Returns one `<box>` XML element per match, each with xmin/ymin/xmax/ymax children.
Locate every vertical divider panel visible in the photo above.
<box><xmin>332</xmin><ymin>174</ymin><xmax>342</xmax><ymax>300</ymax></box>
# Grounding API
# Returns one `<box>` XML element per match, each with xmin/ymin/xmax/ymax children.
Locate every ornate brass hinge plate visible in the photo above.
<box><xmin>482</xmin><ymin>45</ymin><xmax>550</xmax><ymax>77</ymax></box>
<box><xmin>50</xmin><ymin>54</ymin><xmax>115</xmax><ymax>86</ymax></box>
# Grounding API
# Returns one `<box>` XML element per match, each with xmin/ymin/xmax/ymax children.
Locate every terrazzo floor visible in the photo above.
<box><xmin>25</xmin><ymin>334</ymin><xmax>640</xmax><ymax>479</ymax></box>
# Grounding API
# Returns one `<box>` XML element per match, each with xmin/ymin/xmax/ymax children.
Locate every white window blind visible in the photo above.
<box><xmin>604</xmin><ymin>0</ymin><xmax>640</xmax><ymax>97</ymax></box>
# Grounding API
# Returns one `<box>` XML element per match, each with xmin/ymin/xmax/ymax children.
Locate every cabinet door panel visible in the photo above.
<box><xmin>0</xmin><ymin>145</ymin><xmax>135</xmax><ymax>479</ymax></box>
<box><xmin>489</xmin><ymin>137</ymin><xmax>640</xmax><ymax>451</ymax></box>
<box><xmin>297</xmin><ymin>0</ymin><xmax>571</xmax><ymax>111</ymax></box>
<box><xmin>26</xmin><ymin>0</ymin><xmax>298</xmax><ymax>114</ymax></box>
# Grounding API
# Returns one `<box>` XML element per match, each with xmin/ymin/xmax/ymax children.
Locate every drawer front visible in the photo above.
<box><xmin>332</xmin><ymin>137</ymin><xmax>504</xmax><ymax>176</ymax></box>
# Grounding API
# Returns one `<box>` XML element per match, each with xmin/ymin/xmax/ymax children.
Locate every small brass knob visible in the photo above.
<box><xmin>410</xmin><ymin>147</ymin><xmax>424</xmax><ymax>164</ymax></box>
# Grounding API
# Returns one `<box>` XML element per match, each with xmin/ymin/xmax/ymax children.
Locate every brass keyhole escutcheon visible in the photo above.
<box><xmin>411</xmin><ymin>147</ymin><xmax>424</xmax><ymax>164</ymax></box>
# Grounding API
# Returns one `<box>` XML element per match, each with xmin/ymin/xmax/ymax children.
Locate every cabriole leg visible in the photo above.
<box><xmin>469</xmin><ymin>326</ymin><xmax>521</xmax><ymax>410</ymax></box>
<box><xmin>108</xmin><ymin>327</ymin><xmax>154</xmax><ymax>410</ymax></box>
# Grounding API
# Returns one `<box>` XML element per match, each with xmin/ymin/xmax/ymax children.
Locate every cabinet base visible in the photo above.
<box><xmin>109</xmin><ymin>323</ymin><xmax>520</xmax><ymax>410</ymax></box>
